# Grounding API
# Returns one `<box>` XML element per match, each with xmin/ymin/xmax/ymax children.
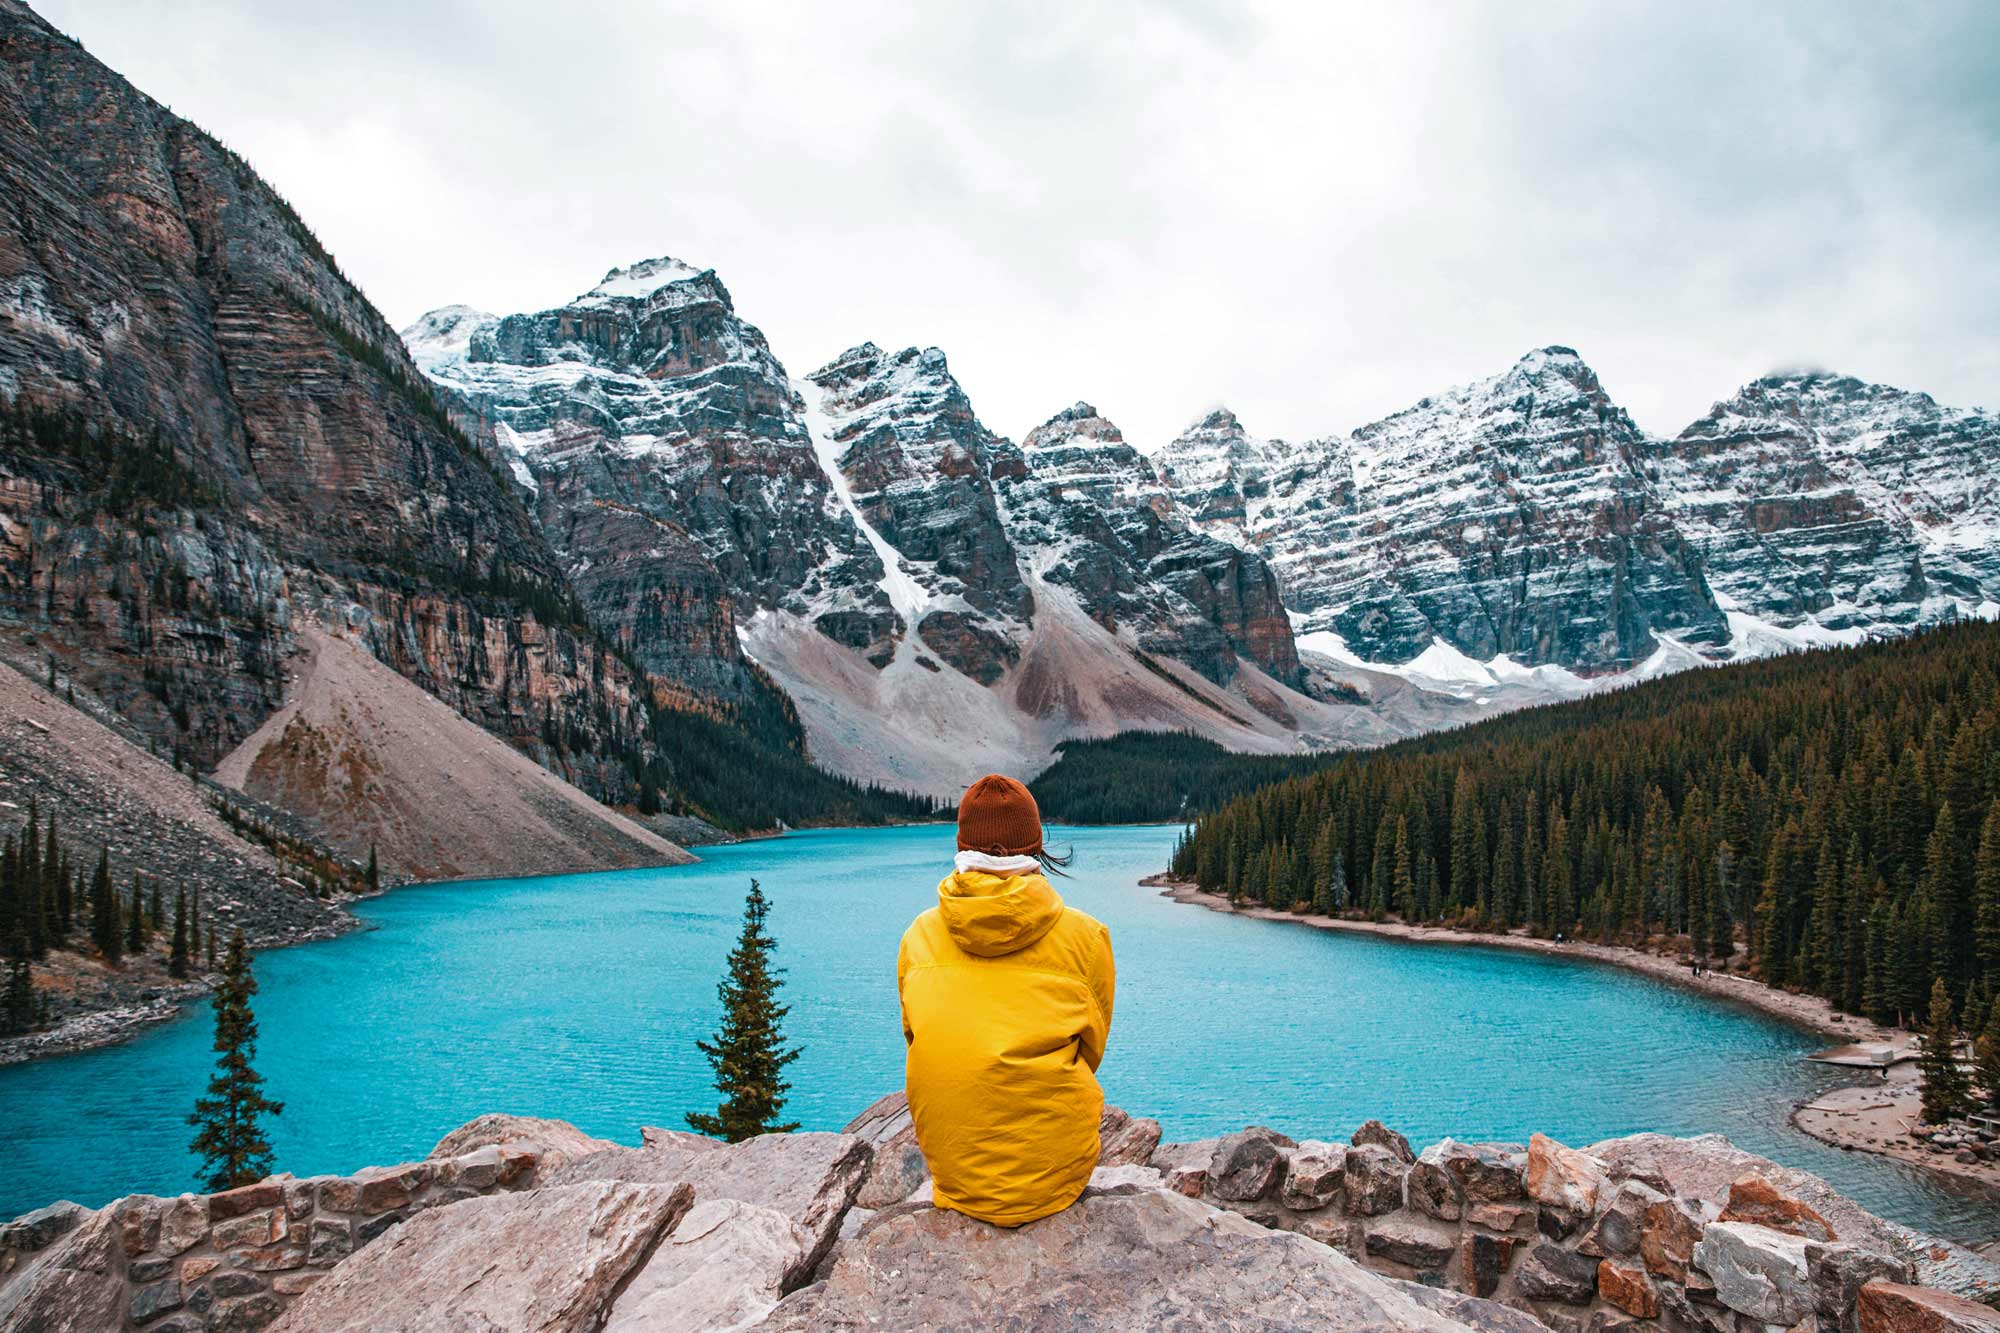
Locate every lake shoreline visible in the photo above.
<box><xmin>1146</xmin><ymin>873</ymin><xmax>2000</xmax><ymax>1206</ymax></box>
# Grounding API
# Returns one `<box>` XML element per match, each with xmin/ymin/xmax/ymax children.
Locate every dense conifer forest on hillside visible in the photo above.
<box><xmin>1170</xmin><ymin>621</ymin><xmax>2000</xmax><ymax>1031</ymax></box>
<box><xmin>1029</xmin><ymin>731</ymin><xmax>1343</xmax><ymax>823</ymax></box>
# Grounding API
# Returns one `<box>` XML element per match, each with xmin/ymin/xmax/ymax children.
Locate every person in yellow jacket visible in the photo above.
<box><xmin>897</xmin><ymin>773</ymin><xmax>1116</xmax><ymax>1227</ymax></box>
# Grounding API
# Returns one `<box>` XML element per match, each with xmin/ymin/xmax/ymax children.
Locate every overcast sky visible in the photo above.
<box><xmin>38</xmin><ymin>1</ymin><xmax>2000</xmax><ymax>448</ymax></box>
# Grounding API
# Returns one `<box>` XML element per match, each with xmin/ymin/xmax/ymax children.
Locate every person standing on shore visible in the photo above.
<box><xmin>896</xmin><ymin>774</ymin><xmax>1116</xmax><ymax>1227</ymax></box>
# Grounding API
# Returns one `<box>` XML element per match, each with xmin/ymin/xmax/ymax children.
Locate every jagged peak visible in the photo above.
<box><xmin>571</xmin><ymin>255</ymin><xmax>722</xmax><ymax>310</ymax></box>
<box><xmin>1025</xmin><ymin>401</ymin><xmax>1126</xmax><ymax>450</ymax></box>
<box><xmin>400</xmin><ymin>304</ymin><xmax>497</xmax><ymax>369</ymax></box>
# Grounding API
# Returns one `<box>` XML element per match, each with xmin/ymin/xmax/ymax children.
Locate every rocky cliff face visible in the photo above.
<box><xmin>0</xmin><ymin>1</ymin><xmax>653</xmax><ymax>804</ymax></box>
<box><xmin>1648</xmin><ymin>371</ymin><xmax>2000</xmax><ymax>638</ymax></box>
<box><xmin>1164</xmin><ymin>350</ymin><xmax>1728</xmax><ymax>673</ymax></box>
<box><xmin>1158</xmin><ymin>351</ymin><xmax>2000</xmax><ymax>677</ymax></box>
<box><xmin>5</xmin><ymin>1103</ymin><xmax>1993</xmax><ymax>1332</ymax></box>
<box><xmin>1007</xmin><ymin>402</ymin><xmax>1301</xmax><ymax>686</ymax></box>
<box><xmin>806</xmin><ymin>342</ymin><xmax>1032</xmax><ymax>684</ymax></box>
<box><xmin>405</xmin><ymin>261</ymin><xmax>893</xmax><ymax>700</ymax></box>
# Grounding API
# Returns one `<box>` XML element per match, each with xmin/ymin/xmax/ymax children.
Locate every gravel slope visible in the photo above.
<box><xmin>214</xmin><ymin>627</ymin><xmax>693</xmax><ymax>882</ymax></box>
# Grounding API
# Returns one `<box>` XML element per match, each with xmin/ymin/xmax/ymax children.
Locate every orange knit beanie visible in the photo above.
<box><xmin>956</xmin><ymin>774</ymin><xmax>1043</xmax><ymax>856</ymax></box>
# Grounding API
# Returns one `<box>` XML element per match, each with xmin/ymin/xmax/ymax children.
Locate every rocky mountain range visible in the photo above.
<box><xmin>410</xmin><ymin>277</ymin><xmax>1336</xmax><ymax>794</ymax></box>
<box><xmin>409</xmin><ymin>259</ymin><xmax>2000</xmax><ymax>792</ymax></box>
<box><xmin>1164</xmin><ymin>349</ymin><xmax>2000</xmax><ymax>679</ymax></box>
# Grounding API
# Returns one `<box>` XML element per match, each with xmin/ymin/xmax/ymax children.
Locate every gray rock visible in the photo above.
<box><xmin>1807</xmin><ymin>1240</ymin><xmax>1912</xmax><ymax>1333</ymax></box>
<box><xmin>546</xmin><ymin>1130</ymin><xmax>871</xmax><ymax>1290</ymax></box>
<box><xmin>1388</xmin><ymin>1279</ymin><xmax>1553</xmax><ymax>1333</ymax></box>
<box><xmin>269</xmin><ymin>1182</ymin><xmax>693</xmax><ymax>1333</ymax></box>
<box><xmin>1516</xmin><ymin>1241</ymin><xmax>1599</xmax><ymax>1305</ymax></box>
<box><xmin>1426</xmin><ymin>1139</ymin><xmax>1527</xmax><ymax>1203</ymax></box>
<box><xmin>1691</xmin><ymin>1219</ymin><xmax>1813</xmax><ymax>1325</ymax></box>
<box><xmin>1578</xmin><ymin>1180</ymin><xmax>1664</xmax><ymax>1258</ymax></box>
<box><xmin>842</xmin><ymin>1091</ymin><xmax>928</xmax><ymax>1209</ymax></box>
<box><xmin>1363</xmin><ymin>1217</ymin><xmax>1458</xmax><ymax>1271</ymax></box>
<box><xmin>1208</xmin><ymin>1128</ymin><xmax>1296</xmax><ymax>1202</ymax></box>
<box><xmin>0</xmin><ymin>1206</ymin><xmax>128</xmax><ymax>1331</ymax></box>
<box><xmin>1408</xmin><ymin>1153</ymin><xmax>1466</xmax><ymax>1222</ymax></box>
<box><xmin>1098</xmin><ymin>1105</ymin><xmax>1165</xmax><ymax>1167</ymax></box>
<box><xmin>752</xmin><ymin>1185</ymin><xmax>1553</xmax><ymax>1331</ymax></box>
<box><xmin>1343</xmin><ymin>1143</ymin><xmax>1408</xmax><ymax>1216</ymax></box>
<box><xmin>1464</xmin><ymin>1232</ymin><xmax>1518</xmax><ymax>1298</ymax></box>
<box><xmin>425</xmin><ymin>1113</ymin><xmax>620</xmax><ymax>1179</ymax></box>
<box><xmin>1279</xmin><ymin>1142</ymin><xmax>1347</xmax><ymax>1212</ymax></box>
<box><xmin>603</xmin><ymin>1197</ymin><xmax>805</xmax><ymax>1333</ymax></box>
<box><xmin>1352</xmin><ymin>1119</ymin><xmax>1416</xmax><ymax>1164</ymax></box>
<box><xmin>129</xmin><ymin>1277</ymin><xmax>185</xmax><ymax>1324</ymax></box>
<box><xmin>0</xmin><ymin>1200</ymin><xmax>88</xmax><ymax>1253</ymax></box>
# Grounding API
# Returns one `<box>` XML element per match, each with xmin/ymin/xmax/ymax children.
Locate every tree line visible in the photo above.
<box><xmin>1029</xmin><ymin>730</ymin><xmax>1343</xmax><ymax>824</ymax></box>
<box><xmin>1171</xmin><ymin>620</ymin><xmax>2000</xmax><ymax>1035</ymax></box>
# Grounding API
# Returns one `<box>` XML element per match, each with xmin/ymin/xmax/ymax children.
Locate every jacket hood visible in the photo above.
<box><xmin>936</xmin><ymin>867</ymin><xmax>1064</xmax><ymax>958</ymax></box>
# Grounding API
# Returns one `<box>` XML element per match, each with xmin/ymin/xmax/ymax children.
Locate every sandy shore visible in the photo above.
<box><xmin>1147</xmin><ymin>874</ymin><xmax>2000</xmax><ymax>1196</ymax></box>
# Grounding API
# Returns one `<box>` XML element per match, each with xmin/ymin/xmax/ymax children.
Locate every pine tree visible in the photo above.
<box><xmin>367</xmin><ymin>844</ymin><xmax>380</xmax><ymax>893</ymax></box>
<box><xmin>206</xmin><ymin>925</ymin><xmax>217</xmax><ymax>969</ymax></box>
<box><xmin>125</xmin><ymin>877</ymin><xmax>144</xmax><ymax>955</ymax></box>
<box><xmin>1976</xmin><ymin>801</ymin><xmax>2000</xmax><ymax>990</ymax></box>
<box><xmin>1977</xmin><ymin>994</ymin><xmax>2000</xmax><ymax>1114</ymax></box>
<box><xmin>1919</xmin><ymin>977</ymin><xmax>1972</xmax><ymax>1125</ymax></box>
<box><xmin>2</xmin><ymin>933</ymin><xmax>37</xmax><ymax>1035</ymax></box>
<box><xmin>686</xmin><ymin>881</ymin><xmax>801</xmax><ymax>1142</ymax></box>
<box><xmin>89</xmin><ymin>850</ymin><xmax>120</xmax><ymax>963</ymax></box>
<box><xmin>187</xmin><ymin>931</ymin><xmax>283</xmax><ymax>1191</ymax></box>
<box><xmin>169</xmin><ymin>889</ymin><xmax>192</xmax><ymax>980</ymax></box>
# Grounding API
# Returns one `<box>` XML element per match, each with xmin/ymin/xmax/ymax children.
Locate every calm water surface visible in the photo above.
<box><xmin>3</xmin><ymin>824</ymin><xmax>1997</xmax><ymax>1238</ymax></box>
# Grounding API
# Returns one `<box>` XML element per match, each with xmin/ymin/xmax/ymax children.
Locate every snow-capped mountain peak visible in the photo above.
<box><xmin>576</xmin><ymin>255</ymin><xmax>711</xmax><ymax>306</ymax></box>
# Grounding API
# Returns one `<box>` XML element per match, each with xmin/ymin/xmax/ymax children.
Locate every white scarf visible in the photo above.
<box><xmin>953</xmin><ymin>850</ymin><xmax>1040</xmax><ymax>875</ymax></box>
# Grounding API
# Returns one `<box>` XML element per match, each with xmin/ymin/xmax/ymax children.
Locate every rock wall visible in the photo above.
<box><xmin>0</xmin><ymin>1115</ymin><xmax>618</xmax><ymax>1331</ymax></box>
<box><xmin>5</xmin><ymin>1101</ymin><xmax>1999</xmax><ymax>1332</ymax></box>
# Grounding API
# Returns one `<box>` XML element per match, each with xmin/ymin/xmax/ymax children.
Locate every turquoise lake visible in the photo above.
<box><xmin>3</xmin><ymin>823</ymin><xmax>1997</xmax><ymax>1239</ymax></box>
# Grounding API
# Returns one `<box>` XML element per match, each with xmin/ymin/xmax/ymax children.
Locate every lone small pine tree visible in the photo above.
<box><xmin>187</xmin><ymin>930</ymin><xmax>283</xmax><ymax>1190</ymax></box>
<box><xmin>687</xmin><ymin>880</ymin><xmax>801</xmax><ymax>1142</ymax></box>
<box><xmin>1920</xmin><ymin>977</ymin><xmax>1972</xmax><ymax>1124</ymax></box>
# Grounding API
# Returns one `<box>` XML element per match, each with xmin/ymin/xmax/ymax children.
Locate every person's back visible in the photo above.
<box><xmin>898</xmin><ymin>774</ymin><xmax>1115</xmax><ymax>1227</ymax></box>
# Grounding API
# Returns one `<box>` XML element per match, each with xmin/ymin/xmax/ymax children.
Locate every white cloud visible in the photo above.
<box><xmin>34</xmin><ymin>0</ymin><xmax>2000</xmax><ymax>448</ymax></box>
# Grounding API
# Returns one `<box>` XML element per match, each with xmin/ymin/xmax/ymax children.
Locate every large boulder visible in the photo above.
<box><xmin>1692</xmin><ymin>1219</ymin><xmax>1814</xmax><ymax>1326</ymax></box>
<box><xmin>269</xmin><ymin>1181</ymin><xmax>693</xmax><ymax>1332</ymax></box>
<box><xmin>0</xmin><ymin>1206</ymin><xmax>129</xmax><ymax>1332</ymax></box>
<box><xmin>751</xmin><ymin>1185</ymin><xmax>1546</xmax><ymax>1331</ymax></box>
<box><xmin>545</xmin><ymin>1130</ymin><xmax>870</xmax><ymax>1290</ymax></box>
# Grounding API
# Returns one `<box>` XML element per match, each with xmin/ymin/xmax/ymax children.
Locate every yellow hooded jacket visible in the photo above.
<box><xmin>897</xmin><ymin>861</ymin><xmax>1115</xmax><ymax>1227</ymax></box>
